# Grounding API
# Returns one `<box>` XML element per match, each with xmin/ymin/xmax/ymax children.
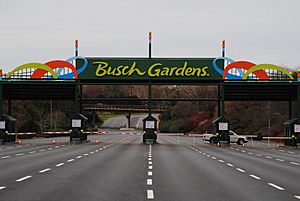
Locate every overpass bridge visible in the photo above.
<box><xmin>83</xmin><ymin>104</ymin><xmax>167</xmax><ymax>113</ymax></box>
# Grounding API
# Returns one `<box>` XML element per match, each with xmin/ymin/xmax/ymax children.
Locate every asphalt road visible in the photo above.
<box><xmin>0</xmin><ymin>133</ymin><xmax>299</xmax><ymax>201</ymax></box>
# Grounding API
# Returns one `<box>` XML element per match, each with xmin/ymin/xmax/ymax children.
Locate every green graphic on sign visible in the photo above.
<box><xmin>78</xmin><ymin>58</ymin><xmax>223</xmax><ymax>81</ymax></box>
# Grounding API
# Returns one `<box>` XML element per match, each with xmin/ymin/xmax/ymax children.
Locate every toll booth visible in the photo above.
<box><xmin>70</xmin><ymin>113</ymin><xmax>88</xmax><ymax>142</ymax></box>
<box><xmin>0</xmin><ymin>114</ymin><xmax>16</xmax><ymax>144</ymax></box>
<box><xmin>142</xmin><ymin>115</ymin><xmax>158</xmax><ymax>144</ymax></box>
<box><xmin>283</xmin><ymin>118</ymin><xmax>298</xmax><ymax>146</ymax></box>
<box><xmin>213</xmin><ymin>117</ymin><xmax>230</xmax><ymax>145</ymax></box>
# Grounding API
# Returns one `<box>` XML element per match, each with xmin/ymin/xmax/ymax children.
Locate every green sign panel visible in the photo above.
<box><xmin>78</xmin><ymin>58</ymin><xmax>223</xmax><ymax>81</ymax></box>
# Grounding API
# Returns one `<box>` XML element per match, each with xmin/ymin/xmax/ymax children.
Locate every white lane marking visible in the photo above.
<box><xmin>29</xmin><ymin>151</ymin><xmax>36</xmax><ymax>154</ymax></box>
<box><xmin>148</xmin><ymin>158</ymin><xmax>152</xmax><ymax>161</ymax></box>
<box><xmin>39</xmin><ymin>149</ymin><xmax>45</xmax><ymax>152</ymax></box>
<box><xmin>55</xmin><ymin>146</ymin><xmax>60</xmax><ymax>148</ymax></box>
<box><xmin>39</xmin><ymin>168</ymin><xmax>51</xmax><ymax>173</ymax></box>
<box><xmin>288</xmin><ymin>151</ymin><xmax>295</xmax><ymax>154</ymax></box>
<box><xmin>248</xmin><ymin>152</ymin><xmax>253</xmax><ymax>155</ymax></box>
<box><xmin>99</xmin><ymin>148</ymin><xmax>103</xmax><ymax>151</ymax></box>
<box><xmin>76</xmin><ymin>156</ymin><xmax>82</xmax><ymax>159</ymax></box>
<box><xmin>147</xmin><ymin>179</ymin><xmax>153</xmax><ymax>185</ymax></box>
<box><xmin>61</xmin><ymin>145</ymin><xmax>66</xmax><ymax>147</ymax></box>
<box><xmin>256</xmin><ymin>154</ymin><xmax>262</xmax><ymax>157</ymax></box>
<box><xmin>265</xmin><ymin>156</ymin><xmax>272</xmax><ymax>159</ymax></box>
<box><xmin>56</xmin><ymin>163</ymin><xmax>64</xmax><ymax>167</ymax></box>
<box><xmin>276</xmin><ymin>159</ymin><xmax>284</xmax><ymax>162</ymax></box>
<box><xmin>241</xmin><ymin>150</ymin><xmax>246</xmax><ymax>153</ymax></box>
<box><xmin>84</xmin><ymin>153</ymin><xmax>89</xmax><ymax>156</ymax></box>
<box><xmin>249</xmin><ymin>175</ymin><xmax>261</xmax><ymax>180</ymax></box>
<box><xmin>95</xmin><ymin>150</ymin><xmax>99</xmax><ymax>152</ymax></box>
<box><xmin>16</xmin><ymin>153</ymin><xmax>24</xmax><ymax>156</ymax></box>
<box><xmin>147</xmin><ymin>190</ymin><xmax>154</xmax><ymax>199</ymax></box>
<box><xmin>198</xmin><ymin>151</ymin><xmax>202</xmax><ymax>153</ymax></box>
<box><xmin>16</xmin><ymin>175</ymin><xmax>32</xmax><ymax>182</ymax></box>
<box><xmin>203</xmin><ymin>153</ymin><xmax>207</xmax><ymax>155</ymax></box>
<box><xmin>0</xmin><ymin>186</ymin><xmax>6</xmax><ymax>190</ymax></box>
<box><xmin>90</xmin><ymin>152</ymin><xmax>94</xmax><ymax>154</ymax></box>
<box><xmin>149</xmin><ymin>166</ymin><xmax>153</xmax><ymax>170</ymax></box>
<box><xmin>294</xmin><ymin>196</ymin><xmax>300</xmax><ymax>199</ymax></box>
<box><xmin>236</xmin><ymin>168</ymin><xmax>245</xmax><ymax>173</ymax></box>
<box><xmin>235</xmin><ymin>149</ymin><xmax>239</xmax><ymax>151</ymax></box>
<box><xmin>267</xmin><ymin>183</ymin><xmax>285</xmax><ymax>191</ymax></box>
<box><xmin>1</xmin><ymin>156</ymin><xmax>10</xmax><ymax>159</ymax></box>
<box><xmin>212</xmin><ymin>157</ymin><xmax>216</xmax><ymax>160</ymax></box>
<box><xmin>227</xmin><ymin>163</ymin><xmax>234</xmax><ymax>167</ymax></box>
<box><xmin>218</xmin><ymin>160</ymin><xmax>224</xmax><ymax>163</ymax></box>
<box><xmin>67</xmin><ymin>159</ymin><xmax>75</xmax><ymax>162</ymax></box>
<box><xmin>207</xmin><ymin>155</ymin><xmax>211</xmax><ymax>157</ymax></box>
<box><xmin>48</xmin><ymin>148</ymin><xmax>53</xmax><ymax>150</ymax></box>
<box><xmin>148</xmin><ymin>171</ymin><xmax>153</xmax><ymax>176</ymax></box>
<box><xmin>149</xmin><ymin>161</ymin><xmax>153</xmax><ymax>165</ymax></box>
<box><xmin>195</xmin><ymin>149</ymin><xmax>198</xmax><ymax>152</ymax></box>
<box><xmin>290</xmin><ymin>162</ymin><xmax>300</xmax><ymax>166</ymax></box>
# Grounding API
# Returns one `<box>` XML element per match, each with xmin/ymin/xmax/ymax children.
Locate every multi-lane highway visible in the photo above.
<box><xmin>0</xmin><ymin>132</ymin><xmax>299</xmax><ymax>201</ymax></box>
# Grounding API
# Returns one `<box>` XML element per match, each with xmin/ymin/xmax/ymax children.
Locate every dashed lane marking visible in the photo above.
<box><xmin>0</xmin><ymin>187</ymin><xmax>6</xmax><ymax>190</ymax></box>
<box><xmin>227</xmin><ymin>163</ymin><xmax>234</xmax><ymax>167</ymax></box>
<box><xmin>56</xmin><ymin>163</ymin><xmax>64</xmax><ymax>167</ymax></box>
<box><xmin>16</xmin><ymin>153</ymin><xmax>24</xmax><ymax>156</ymax></box>
<box><xmin>218</xmin><ymin>160</ymin><xmax>224</xmax><ymax>163</ymax></box>
<box><xmin>265</xmin><ymin>156</ymin><xmax>272</xmax><ymax>159</ymax></box>
<box><xmin>48</xmin><ymin>148</ymin><xmax>53</xmax><ymax>150</ymax></box>
<box><xmin>149</xmin><ymin>166</ymin><xmax>153</xmax><ymax>170</ymax></box>
<box><xmin>147</xmin><ymin>190</ymin><xmax>154</xmax><ymax>199</ymax></box>
<box><xmin>290</xmin><ymin>162</ymin><xmax>300</xmax><ymax>166</ymax></box>
<box><xmin>16</xmin><ymin>176</ymin><xmax>32</xmax><ymax>182</ymax></box>
<box><xmin>29</xmin><ymin>151</ymin><xmax>36</xmax><ymax>154</ymax></box>
<box><xmin>84</xmin><ymin>153</ymin><xmax>89</xmax><ymax>156</ymax></box>
<box><xmin>1</xmin><ymin>156</ymin><xmax>10</xmax><ymax>159</ymax></box>
<box><xmin>267</xmin><ymin>183</ymin><xmax>285</xmax><ymax>191</ymax></box>
<box><xmin>148</xmin><ymin>171</ymin><xmax>153</xmax><ymax>176</ymax></box>
<box><xmin>39</xmin><ymin>149</ymin><xmax>45</xmax><ymax>152</ymax></box>
<box><xmin>256</xmin><ymin>154</ymin><xmax>262</xmax><ymax>157</ymax></box>
<box><xmin>76</xmin><ymin>156</ymin><xmax>82</xmax><ymax>159</ymax></box>
<box><xmin>294</xmin><ymin>196</ymin><xmax>300</xmax><ymax>200</ymax></box>
<box><xmin>249</xmin><ymin>175</ymin><xmax>261</xmax><ymax>180</ymax></box>
<box><xmin>212</xmin><ymin>156</ymin><xmax>216</xmax><ymax>160</ymax></box>
<box><xmin>39</xmin><ymin>168</ymin><xmax>51</xmax><ymax>173</ymax></box>
<box><xmin>236</xmin><ymin>168</ymin><xmax>246</xmax><ymax>173</ymax></box>
<box><xmin>67</xmin><ymin>159</ymin><xmax>75</xmax><ymax>162</ymax></box>
<box><xmin>149</xmin><ymin>161</ymin><xmax>153</xmax><ymax>165</ymax></box>
<box><xmin>276</xmin><ymin>159</ymin><xmax>284</xmax><ymax>162</ymax></box>
<box><xmin>147</xmin><ymin>179</ymin><xmax>153</xmax><ymax>185</ymax></box>
<box><xmin>148</xmin><ymin>158</ymin><xmax>152</xmax><ymax>161</ymax></box>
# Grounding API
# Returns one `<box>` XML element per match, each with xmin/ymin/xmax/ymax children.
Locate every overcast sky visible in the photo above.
<box><xmin>0</xmin><ymin>0</ymin><xmax>299</xmax><ymax>71</ymax></box>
